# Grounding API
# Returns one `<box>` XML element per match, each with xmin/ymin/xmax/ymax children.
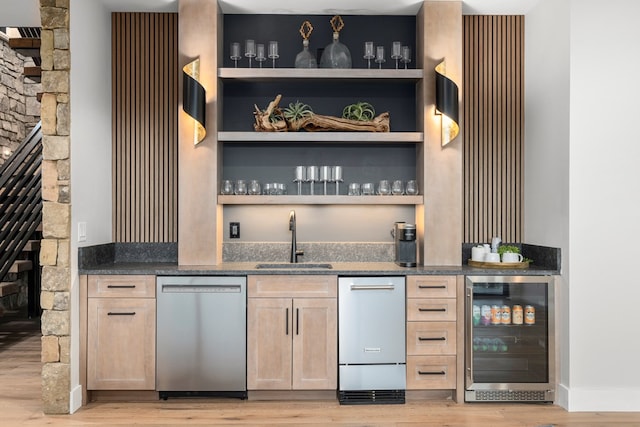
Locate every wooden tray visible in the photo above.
<box><xmin>468</xmin><ymin>259</ymin><xmax>530</xmax><ymax>269</ymax></box>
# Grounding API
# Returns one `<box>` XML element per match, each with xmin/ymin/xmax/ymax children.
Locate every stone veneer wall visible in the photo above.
<box><xmin>38</xmin><ymin>0</ymin><xmax>71</xmax><ymax>415</ymax></box>
<box><xmin>0</xmin><ymin>33</ymin><xmax>41</xmax><ymax>165</ymax></box>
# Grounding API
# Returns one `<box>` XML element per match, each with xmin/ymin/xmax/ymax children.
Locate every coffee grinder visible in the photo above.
<box><xmin>393</xmin><ymin>222</ymin><xmax>417</xmax><ymax>267</ymax></box>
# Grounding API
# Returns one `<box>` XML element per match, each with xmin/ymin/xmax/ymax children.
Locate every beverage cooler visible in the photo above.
<box><xmin>465</xmin><ymin>276</ymin><xmax>555</xmax><ymax>403</ymax></box>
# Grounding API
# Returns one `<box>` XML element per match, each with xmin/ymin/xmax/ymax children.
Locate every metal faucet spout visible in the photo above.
<box><xmin>289</xmin><ymin>210</ymin><xmax>304</xmax><ymax>263</ymax></box>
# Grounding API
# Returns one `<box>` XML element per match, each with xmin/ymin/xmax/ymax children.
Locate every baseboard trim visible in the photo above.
<box><xmin>566</xmin><ymin>386</ymin><xmax>640</xmax><ymax>412</ymax></box>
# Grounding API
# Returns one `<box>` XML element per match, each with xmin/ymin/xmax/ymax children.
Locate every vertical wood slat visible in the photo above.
<box><xmin>463</xmin><ymin>15</ymin><xmax>524</xmax><ymax>244</ymax></box>
<box><xmin>112</xmin><ymin>13</ymin><xmax>178</xmax><ymax>243</ymax></box>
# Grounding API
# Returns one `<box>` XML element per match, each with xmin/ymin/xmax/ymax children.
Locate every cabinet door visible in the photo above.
<box><xmin>247</xmin><ymin>298</ymin><xmax>293</xmax><ymax>390</ymax></box>
<box><xmin>292</xmin><ymin>298</ymin><xmax>337</xmax><ymax>390</ymax></box>
<box><xmin>87</xmin><ymin>298</ymin><xmax>155</xmax><ymax>390</ymax></box>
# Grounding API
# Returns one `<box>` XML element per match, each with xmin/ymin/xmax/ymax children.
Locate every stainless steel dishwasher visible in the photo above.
<box><xmin>156</xmin><ymin>276</ymin><xmax>246</xmax><ymax>399</ymax></box>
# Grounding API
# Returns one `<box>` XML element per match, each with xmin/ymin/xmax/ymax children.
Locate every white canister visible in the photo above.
<box><xmin>471</xmin><ymin>246</ymin><xmax>486</xmax><ymax>261</ymax></box>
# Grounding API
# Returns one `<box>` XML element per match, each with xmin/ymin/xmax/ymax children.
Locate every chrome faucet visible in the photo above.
<box><xmin>289</xmin><ymin>210</ymin><xmax>304</xmax><ymax>263</ymax></box>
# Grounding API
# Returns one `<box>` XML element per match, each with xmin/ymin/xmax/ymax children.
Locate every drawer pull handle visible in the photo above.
<box><xmin>418</xmin><ymin>370</ymin><xmax>446</xmax><ymax>376</ymax></box>
<box><xmin>419</xmin><ymin>308</ymin><xmax>446</xmax><ymax>312</ymax></box>
<box><xmin>107</xmin><ymin>285</ymin><xmax>136</xmax><ymax>289</ymax></box>
<box><xmin>418</xmin><ymin>336</ymin><xmax>446</xmax><ymax>341</ymax></box>
<box><xmin>418</xmin><ymin>285</ymin><xmax>446</xmax><ymax>289</ymax></box>
<box><xmin>107</xmin><ymin>312</ymin><xmax>136</xmax><ymax>316</ymax></box>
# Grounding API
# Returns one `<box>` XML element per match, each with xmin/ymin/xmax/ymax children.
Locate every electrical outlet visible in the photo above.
<box><xmin>230</xmin><ymin>222</ymin><xmax>240</xmax><ymax>239</ymax></box>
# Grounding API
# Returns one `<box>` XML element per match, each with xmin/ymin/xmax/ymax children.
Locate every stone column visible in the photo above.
<box><xmin>39</xmin><ymin>0</ymin><xmax>71</xmax><ymax>415</ymax></box>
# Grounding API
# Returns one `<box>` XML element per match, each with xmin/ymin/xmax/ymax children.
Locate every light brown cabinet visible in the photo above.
<box><xmin>86</xmin><ymin>275</ymin><xmax>156</xmax><ymax>390</ymax></box>
<box><xmin>406</xmin><ymin>276</ymin><xmax>458</xmax><ymax>391</ymax></box>
<box><xmin>247</xmin><ymin>275</ymin><xmax>337</xmax><ymax>390</ymax></box>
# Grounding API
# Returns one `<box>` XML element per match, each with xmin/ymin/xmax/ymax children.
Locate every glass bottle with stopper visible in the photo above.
<box><xmin>319</xmin><ymin>15</ymin><xmax>352</xmax><ymax>69</ymax></box>
<box><xmin>295</xmin><ymin>20</ymin><xmax>318</xmax><ymax>69</ymax></box>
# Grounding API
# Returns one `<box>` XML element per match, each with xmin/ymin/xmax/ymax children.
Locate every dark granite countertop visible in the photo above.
<box><xmin>78</xmin><ymin>243</ymin><xmax>560</xmax><ymax>276</ymax></box>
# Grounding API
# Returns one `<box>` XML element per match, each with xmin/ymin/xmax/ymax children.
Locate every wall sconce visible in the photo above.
<box><xmin>182</xmin><ymin>57</ymin><xmax>206</xmax><ymax>145</ymax></box>
<box><xmin>435</xmin><ymin>60</ymin><xmax>459</xmax><ymax>146</ymax></box>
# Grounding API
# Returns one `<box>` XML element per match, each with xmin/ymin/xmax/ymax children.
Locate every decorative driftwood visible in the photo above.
<box><xmin>254</xmin><ymin>95</ymin><xmax>390</xmax><ymax>132</ymax></box>
<box><xmin>253</xmin><ymin>94</ymin><xmax>288</xmax><ymax>132</ymax></box>
<box><xmin>289</xmin><ymin>112</ymin><xmax>390</xmax><ymax>132</ymax></box>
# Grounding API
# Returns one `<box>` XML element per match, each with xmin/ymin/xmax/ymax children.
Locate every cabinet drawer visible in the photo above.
<box><xmin>407</xmin><ymin>321</ymin><xmax>456</xmax><ymax>355</ymax></box>
<box><xmin>407</xmin><ymin>276</ymin><xmax>456</xmax><ymax>298</ymax></box>
<box><xmin>248</xmin><ymin>275</ymin><xmax>337</xmax><ymax>298</ymax></box>
<box><xmin>407</xmin><ymin>298</ymin><xmax>456</xmax><ymax>322</ymax></box>
<box><xmin>88</xmin><ymin>275</ymin><xmax>155</xmax><ymax>298</ymax></box>
<box><xmin>406</xmin><ymin>355</ymin><xmax>456</xmax><ymax>390</ymax></box>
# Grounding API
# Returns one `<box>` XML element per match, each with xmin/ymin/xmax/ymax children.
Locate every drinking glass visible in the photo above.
<box><xmin>405</xmin><ymin>180</ymin><xmax>419</xmax><ymax>195</ymax></box>
<box><xmin>294</xmin><ymin>166</ymin><xmax>306</xmax><ymax>195</ymax></box>
<box><xmin>391</xmin><ymin>41</ymin><xmax>402</xmax><ymax>69</ymax></box>
<box><xmin>362</xmin><ymin>182</ymin><xmax>375</xmax><ymax>195</ymax></box>
<box><xmin>230</xmin><ymin>42</ymin><xmax>241</xmax><ymax>68</ymax></box>
<box><xmin>320</xmin><ymin>165</ymin><xmax>332</xmax><ymax>195</ymax></box>
<box><xmin>348</xmin><ymin>183</ymin><xmax>360</xmax><ymax>196</ymax></box>
<box><xmin>391</xmin><ymin>180</ymin><xmax>404</xmax><ymax>195</ymax></box>
<box><xmin>268</xmin><ymin>41</ymin><xmax>279</xmax><ymax>68</ymax></box>
<box><xmin>234</xmin><ymin>180</ymin><xmax>247</xmax><ymax>195</ymax></box>
<box><xmin>248</xmin><ymin>180</ymin><xmax>261</xmax><ymax>195</ymax></box>
<box><xmin>401</xmin><ymin>46</ymin><xmax>411</xmax><ymax>69</ymax></box>
<box><xmin>306</xmin><ymin>165</ymin><xmax>318</xmax><ymax>195</ymax></box>
<box><xmin>364</xmin><ymin>41</ymin><xmax>374</xmax><ymax>69</ymax></box>
<box><xmin>245</xmin><ymin>39</ymin><xmax>256</xmax><ymax>68</ymax></box>
<box><xmin>332</xmin><ymin>166</ymin><xmax>343</xmax><ymax>195</ymax></box>
<box><xmin>375</xmin><ymin>46</ymin><xmax>385</xmax><ymax>69</ymax></box>
<box><xmin>256</xmin><ymin>43</ymin><xmax>266</xmax><ymax>68</ymax></box>
<box><xmin>221</xmin><ymin>179</ymin><xmax>233</xmax><ymax>195</ymax></box>
<box><xmin>377</xmin><ymin>180</ymin><xmax>391</xmax><ymax>195</ymax></box>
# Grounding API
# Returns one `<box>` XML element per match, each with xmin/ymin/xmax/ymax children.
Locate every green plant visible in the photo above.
<box><xmin>342</xmin><ymin>101</ymin><xmax>375</xmax><ymax>121</ymax></box>
<box><xmin>497</xmin><ymin>245</ymin><xmax>520</xmax><ymax>255</ymax></box>
<box><xmin>283</xmin><ymin>101</ymin><xmax>314</xmax><ymax>121</ymax></box>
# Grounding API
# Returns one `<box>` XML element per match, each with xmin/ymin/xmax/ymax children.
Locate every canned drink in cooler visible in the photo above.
<box><xmin>481</xmin><ymin>305</ymin><xmax>492</xmax><ymax>326</ymax></box>
<box><xmin>501</xmin><ymin>305</ymin><xmax>511</xmax><ymax>324</ymax></box>
<box><xmin>525</xmin><ymin>305</ymin><xmax>536</xmax><ymax>325</ymax></box>
<box><xmin>473</xmin><ymin>305</ymin><xmax>481</xmax><ymax>326</ymax></box>
<box><xmin>491</xmin><ymin>304</ymin><xmax>501</xmax><ymax>325</ymax></box>
<box><xmin>512</xmin><ymin>305</ymin><xmax>523</xmax><ymax>324</ymax></box>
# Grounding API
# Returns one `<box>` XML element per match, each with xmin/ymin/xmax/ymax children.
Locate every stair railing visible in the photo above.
<box><xmin>0</xmin><ymin>122</ymin><xmax>42</xmax><ymax>282</ymax></box>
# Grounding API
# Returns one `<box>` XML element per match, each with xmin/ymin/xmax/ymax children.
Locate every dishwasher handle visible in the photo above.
<box><xmin>349</xmin><ymin>284</ymin><xmax>395</xmax><ymax>291</ymax></box>
<box><xmin>161</xmin><ymin>284</ymin><xmax>243</xmax><ymax>293</ymax></box>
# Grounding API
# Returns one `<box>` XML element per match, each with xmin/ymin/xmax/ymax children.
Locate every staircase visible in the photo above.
<box><xmin>0</xmin><ymin>123</ymin><xmax>42</xmax><ymax>318</ymax></box>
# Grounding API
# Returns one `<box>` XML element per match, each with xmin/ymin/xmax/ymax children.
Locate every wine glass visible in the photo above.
<box><xmin>294</xmin><ymin>166</ymin><xmax>306</xmax><ymax>195</ymax></box>
<box><xmin>391</xmin><ymin>180</ymin><xmax>404</xmax><ymax>195</ymax></box>
<box><xmin>405</xmin><ymin>180</ymin><xmax>418</xmax><ymax>195</ymax></box>
<box><xmin>375</xmin><ymin>46</ymin><xmax>385</xmax><ymax>69</ymax></box>
<box><xmin>391</xmin><ymin>41</ymin><xmax>402</xmax><ymax>69</ymax></box>
<box><xmin>256</xmin><ymin>43</ymin><xmax>266</xmax><ymax>68</ymax></box>
<box><xmin>230</xmin><ymin>42</ymin><xmax>241</xmax><ymax>68</ymax></box>
<box><xmin>401</xmin><ymin>46</ymin><xmax>411</xmax><ymax>69</ymax></box>
<box><xmin>245</xmin><ymin>39</ymin><xmax>256</xmax><ymax>68</ymax></box>
<box><xmin>306</xmin><ymin>165</ymin><xmax>318</xmax><ymax>195</ymax></box>
<box><xmin>363</xmin><ymin>41</ymin><xmax>374</xmax><ymax>69</ymax></box>
<box><xmin>320</xmin><ymin>166</ymin><xmax>332</xmax><ymax>195</ymax></box>
<box><xmin>332</xmin><ymin>166</ymin><xmax>343</xmax><ymax>195</ymax></box>
<box><xmin>268</xmin><ymin>41</ymin><xmax>279</xmax><ymax>68</ymax></box>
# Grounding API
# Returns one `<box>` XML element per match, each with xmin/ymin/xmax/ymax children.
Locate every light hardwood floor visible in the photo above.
<box><xmin>2</xmin><ymin>317</ymin><xmax>640</xmax><ymax>426</ymax></box>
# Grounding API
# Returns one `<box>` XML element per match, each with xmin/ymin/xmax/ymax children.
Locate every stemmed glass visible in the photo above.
<box><xmin>306</xmin><ymin>165</ymin><xmax>318</xmax><ymax>195</ymax></box>
<box><xmin>332</xmin><ymin>166</ymin><xmax>343</xmax><ymax>195</ymax></box>
<box><xmin>375</xmin><ymin>46</ymin><xmax>385</xmax><ymax>69</ymax></box>
<box><xmin>256</xmin><ymin>43</ymin><xmax>266</xmax><ymax>68</ymax></box>
<box><xmin>268</xmin><ymin>41</ymin><xmax>279</xmax><ymax>68</ymax></box>
<box><xmin>320</xmin><ymin>166</ymin><xmax>332</xmax><ymax>195</ymax></box>
<box><xmin>391</xmin><ymin>41</ymin><xmax>402</xmax><ymax>69</ymax></box>
<box><xmin>294</xmin><ymin>166</ymin><xmax>306</xmax><ymax>195</ymax></box>
<box><xmin>401</xmin><ymin>46</ymin><xmax>411</xmax><ymax>69</ymax></box>
<box><xmin>230</xmin><ymin>42</ymin><xmax>241</xmax><ymax>68</ymax></box>
<box><xmin>363</xmin><ymin>41</ymin><xmax>374</xmax><ymax>69</ymax></box>
<box><xmin>245</xmin><ymin>39</ymin><xmax>256</xmax><ymax>68</ymax></box>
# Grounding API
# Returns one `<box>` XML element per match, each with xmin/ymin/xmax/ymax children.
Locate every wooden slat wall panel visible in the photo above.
<box><xmin>463</xmin><ymin>15</ymin><xmax>524</xmax><ymax>243</ymax></box>
<box><xmin>112</xmin><ymin>13</ymin><xmax>178</xmax><ymax>242</ymax></box>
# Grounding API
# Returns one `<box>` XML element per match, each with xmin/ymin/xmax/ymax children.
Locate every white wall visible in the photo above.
<box><xmin>527</xmin><ymin>0</ymin><xmax>640</xmax><ymax>411</ymax></box>
<box><xmin>69</xmin><ymin>0</ymin><xmax>113</xmax><ymax>413</ymax></box>
<box><xmin>567</xmin><ymin>0</ymin><xmax>640</xmax><ymax>411</ymax></box>
<box><xmin>524</xmin><ymin>0</ymin><xmax>571</xmax><ymax>408</ymax></box>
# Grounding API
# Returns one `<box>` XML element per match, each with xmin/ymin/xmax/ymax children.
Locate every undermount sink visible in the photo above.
<box><xmin>255</xmin><ymin>263</ymin><xmax>333</xmax><ymax>270</ymax></box>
